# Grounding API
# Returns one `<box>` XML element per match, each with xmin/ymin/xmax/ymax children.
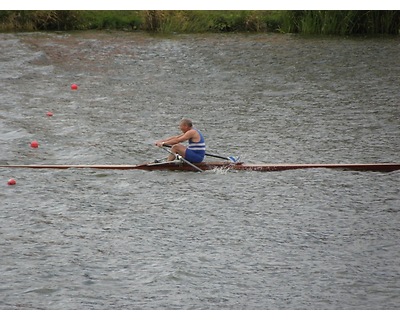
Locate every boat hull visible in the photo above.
<box><xmin>143</xmin><ymin>162</ymin><xmax>400</xmax><ymax>172</ymax></box>
<box><xmin>1</xmin><ymin>162</ymin><xmax>400</xmax><ymax>172</ymax></box>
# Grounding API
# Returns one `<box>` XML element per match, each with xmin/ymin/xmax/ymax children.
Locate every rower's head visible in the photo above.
<box><xmin>179</xmin><ymin>118</ymin><xmax>193</xmax><ymax>132</ymax></box>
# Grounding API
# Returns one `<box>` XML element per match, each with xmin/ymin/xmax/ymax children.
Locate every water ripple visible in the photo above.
<box><xmin>1</xmin><ymin>32</ymin><xmax>399</xmax><ymax>309</ymax></box>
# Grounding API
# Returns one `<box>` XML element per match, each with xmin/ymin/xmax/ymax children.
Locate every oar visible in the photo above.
<box><xmin>160</xmin><ymin>146</ymin><xmax>204</xmax><ymax>173</ymax></box>
<box><xmin>162</xmin><ymin>144</ymin><xmax>238</xmax><ymax>162</ymax></box>
<box><xmin>205</xmin><ymin>153</ymin><xmax>239</xmax><ymax>162</ymax></box>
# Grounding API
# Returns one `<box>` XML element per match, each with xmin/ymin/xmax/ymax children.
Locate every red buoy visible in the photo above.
<box><xmin>46</xmin><ymin>111</ymin><xmax>53</xmax><ymax>117</ymax></box>
<box><xmin>71</xmin><ymin>83</ymin><xmax>78</xmax><ymax>90</ymax></box>
<box><xmin>7</xmin><ymin>178</ymin><xmax>16</xmax><ymax>185</ymax></box>
<box><xmin>30</xmin><ymin>140</ymin><xmax>39</xmax><ymax>148</ymax></box>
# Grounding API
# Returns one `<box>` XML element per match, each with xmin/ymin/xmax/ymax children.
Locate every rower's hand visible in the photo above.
<box><xmin>155</xmin><ymin>141</ymin><xmax>164</xmax><ymax>147</ymax></box>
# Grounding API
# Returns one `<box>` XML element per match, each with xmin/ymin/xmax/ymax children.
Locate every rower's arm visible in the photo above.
<box><xmin>156</xmin><ymin>130</ymin><xmax>196</xmax><ymax>146</ymax></box>
<box><xmin>170</xmin><ymin>130</ymin><xmax>197</xmax><ymax>144</ymax></box>
<box><xmin>155</xmin><ymin>133</ymin><xmax>184</xmax><ymax>146</ymax></box>
<box><xmin>161</xmin><ymin>133</ymin><xmax>186</xmax><ymax>145</ymax></box>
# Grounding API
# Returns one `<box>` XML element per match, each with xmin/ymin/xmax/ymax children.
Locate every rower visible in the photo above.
<box><xmin>155</xmin><ymin>118</ymin><xmax>206</xmax><ymax>162</ymax></box>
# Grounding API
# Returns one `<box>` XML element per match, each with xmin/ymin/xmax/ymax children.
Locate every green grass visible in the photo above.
<box><xmin>0</xmin><ymin>10</ymin><xmax>399</xmax><ymax>35</ymax></box>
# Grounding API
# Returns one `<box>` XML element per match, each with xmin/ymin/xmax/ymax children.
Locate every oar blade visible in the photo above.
<box><xmin>228</xmin><ymin>156</ymin><xmax>240</xmax><ymax>163</ymax></box>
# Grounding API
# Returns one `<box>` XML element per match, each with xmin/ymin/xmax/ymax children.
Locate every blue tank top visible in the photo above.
<box><xmin>188</xmin><ymin>128</ymin><xmax>205</xmax><ymax>152</ymax></box>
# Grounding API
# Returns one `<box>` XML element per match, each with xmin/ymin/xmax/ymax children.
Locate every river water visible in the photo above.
<box><xmin>0</xmin><ymin>31</ymin><xmax>399</xmax><ymax>309</ymax></box>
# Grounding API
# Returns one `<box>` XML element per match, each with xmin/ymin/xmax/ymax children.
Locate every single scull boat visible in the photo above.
<box><xmin>1</xmin><ymin>161</ymin><xmax>400</xmax><ymax>172</ymax></box>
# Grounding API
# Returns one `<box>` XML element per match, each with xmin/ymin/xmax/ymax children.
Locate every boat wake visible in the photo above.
<box><xmin>210</xmin><ymin>167</ymin><xmax>231</xmax><ymax>174</ymax></box>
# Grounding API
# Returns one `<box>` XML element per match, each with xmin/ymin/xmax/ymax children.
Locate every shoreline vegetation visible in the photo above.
<box><xmin>0</xmin><ymin>10</ymin><xmax>399</xmax><ymax>35</ymax></box>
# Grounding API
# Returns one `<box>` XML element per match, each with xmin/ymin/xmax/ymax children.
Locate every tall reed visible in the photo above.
<box><xmin>141</xmin><ymin>11</ymin><xmax>273</xmax><ymax>33</ymax></box>
<box><xmin>0</xmin><ymin>11</ymin><xmax>81</xmax><ymax>31</ymax></box>
<box><xmin>280</xmin><ymin>10</ymin><xmax>400</xmax><ymax>35</ymax></box>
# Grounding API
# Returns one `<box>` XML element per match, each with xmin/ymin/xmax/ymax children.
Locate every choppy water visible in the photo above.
<box><xmin>0</xmin><ymin>31</ymin><xmax>399</xmax><ymax>309</ymax></box>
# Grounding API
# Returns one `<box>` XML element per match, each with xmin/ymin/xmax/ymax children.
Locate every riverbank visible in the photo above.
<box><xmin>1</xmin><ymin>10</ymin><xmax>399</xmax><ymax>35</ymax></box>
